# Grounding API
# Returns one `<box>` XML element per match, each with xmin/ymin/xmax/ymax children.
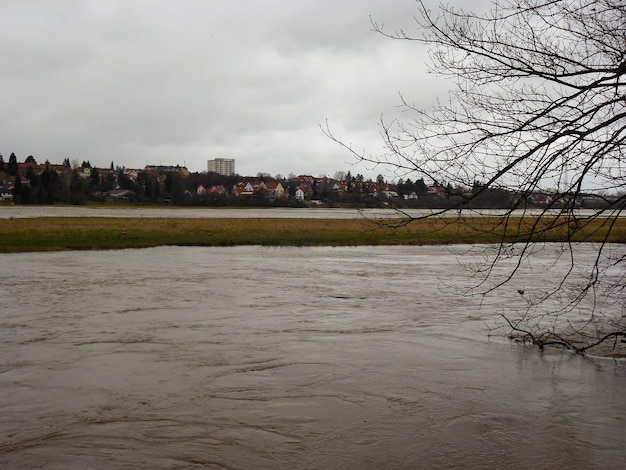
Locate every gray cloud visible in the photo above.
<box><xmin>1</xmin><ymin>0</ymin><xmax>459</xmax><ymax>178</ymax></box>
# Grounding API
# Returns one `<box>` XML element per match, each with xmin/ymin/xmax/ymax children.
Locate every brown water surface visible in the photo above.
<box><xmin>1</xmin><ymin>245</ymin><xmax>624</xmax><ymax>469</ymax></box>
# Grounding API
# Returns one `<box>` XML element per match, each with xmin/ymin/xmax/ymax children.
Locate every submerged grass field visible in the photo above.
<box><xmin>1</xmin><ymin>215</ymin><xmax>626</xmax><ymax>252</ymax></box>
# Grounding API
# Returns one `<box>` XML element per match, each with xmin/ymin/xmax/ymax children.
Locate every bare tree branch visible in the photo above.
<box><xmin>330</xmin><ymin>0</ymin><xmax>626</xmax><ymax>355</ymax></box>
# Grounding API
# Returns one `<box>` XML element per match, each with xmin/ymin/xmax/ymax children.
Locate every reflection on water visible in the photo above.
<box><xmin>0</xmin><ymin>245</ymin><xmax>624</xmax><ymax>469</ymax></box>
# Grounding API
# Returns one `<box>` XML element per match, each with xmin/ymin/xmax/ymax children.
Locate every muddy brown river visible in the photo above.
<box><xmin>1</xmin><ymin>245</ymin><xmax>624</xmax><ymax>469</ymax></box>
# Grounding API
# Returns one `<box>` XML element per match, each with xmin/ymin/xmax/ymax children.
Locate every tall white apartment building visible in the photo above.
<box><xmin>207</xmin><ymin>158</ymin><xmax>235</xmax><ymax>176</ymax></box>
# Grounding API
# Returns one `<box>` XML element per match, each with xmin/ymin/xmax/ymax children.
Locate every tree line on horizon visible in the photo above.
<box><xmin>0</xmin><ymin>151</ymin><xmax>544</xmax><ymax>209</ymax></box>
<box><xmin>0</xmin><ymin>150</ymin><xmax>616</xmax><ymax>210</ymax></box>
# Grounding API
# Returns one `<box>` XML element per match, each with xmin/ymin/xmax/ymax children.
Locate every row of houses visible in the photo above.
<box><xmin>197</xmin><ymin>181</ymin><xmax>293</xmax><ymax>200</ymax></box>
<box><xmin>1</xmin><ymin>171</ymin><xmax>439</xmax><ymax>205</ymax></box>
<box><xmin>1</xmin><ymin>157</ymin><xmax>457</xmax><ymax>203</ymax></box>
<box><xmin>196</xmin><ymin>179</ymin><xmax>413</xmax><ymax>201</ymax></box>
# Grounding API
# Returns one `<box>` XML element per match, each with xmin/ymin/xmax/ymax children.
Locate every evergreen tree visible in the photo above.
<box><xmin>415</xmin><ymin>178</ymin><xmax>428</xmax><ymax>195</ymax></box>
<box><xmin>40</xmin><ymin>165</ymin><xmax>57</xmax><ymax>204</ymax></box>
<box><xmin>26</xmin><ymin>166</ymin><xmax>36</xmax><ymax>182</ymax></box>
<box><xmin>8</xmin><ymin>153</ymin><xmax>18</xmax><ymax>176</ymax></box>
<box><xmin>90</xmin><ymin>168</ymin><xmax>100</xmax><ymax>188</ymax></box>
<box><xmin>13</xmin><ymin>175</ymin><xmax>21</xmax><ymax>200</ymax></box>
<box><xmin>13</xmin><ymin>174</ymin><xmax>31</xmax><ymax>203</ymax></box>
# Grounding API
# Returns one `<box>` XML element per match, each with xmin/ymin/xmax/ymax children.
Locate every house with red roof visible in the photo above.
<box><xmin>207</xmin><ymin>185</ymin><xmax>226</xmax><ymax>196</ymax></box>
<box><xmin>233</xmin><ymin>181</ymin><xmax>266</xmax><ymax>197</ymax></box>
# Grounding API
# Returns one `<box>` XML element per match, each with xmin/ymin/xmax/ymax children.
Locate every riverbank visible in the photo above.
<box><xmin>2</xmin><ymin>215</ymin><xmax>625</xmax><ymax>252</ymax></box>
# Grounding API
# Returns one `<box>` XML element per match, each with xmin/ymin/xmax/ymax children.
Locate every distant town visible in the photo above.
<box><xmin>0</xmin><ymin>153</ymin><xmax>613</xmax><ymax>209</ymax></box>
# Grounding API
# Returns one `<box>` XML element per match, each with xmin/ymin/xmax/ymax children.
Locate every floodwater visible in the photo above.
<box><xmin>0</xmin><ymin>205</ymin><xmax>615</xmax><ymax>220</ymax></box>
<box><xmin>0</xmin><ymin>205</ymin><xmax>375</xmax><ymax>219</ymax></box>
<box><xmin>0</xmin><ymin>245</ymin><xmax>624</xmax><ymax>469</ymax></box>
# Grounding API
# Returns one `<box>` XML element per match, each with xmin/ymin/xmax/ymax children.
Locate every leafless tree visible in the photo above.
<box><xmin>325</xmin><ymin>0</ymin><xmax>626</xmax><ymax>355</ymax></box>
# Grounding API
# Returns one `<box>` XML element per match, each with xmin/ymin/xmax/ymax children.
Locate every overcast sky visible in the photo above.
<box><xmin>1</xmin><ymin>0</ymin><xmax>465</xmax><ymax>179</ymax></box>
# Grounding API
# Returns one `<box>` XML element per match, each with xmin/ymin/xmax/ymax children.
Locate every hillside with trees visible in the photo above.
<box><xmin>0</xmin><ymin>152</ymin><xmax>615</xmax><ymax>210</ymax></box>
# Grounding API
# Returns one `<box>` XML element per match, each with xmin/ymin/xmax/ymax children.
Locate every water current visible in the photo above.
<box><xmin>1</xmin><ymin>245</ymin><xmax>624</xmax><ymax>469</ymax></box>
